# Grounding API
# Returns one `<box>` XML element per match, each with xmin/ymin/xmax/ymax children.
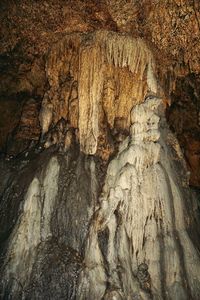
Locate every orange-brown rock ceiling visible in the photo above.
<box><xmin>1</xmin><ymin>0</ymin><xmax>199</xmax><ymax>73</ymax></box>
<box><xmin>0</xmin><ymin>0</ymin><xmax>200</xmax><ymax>186</ymax></box>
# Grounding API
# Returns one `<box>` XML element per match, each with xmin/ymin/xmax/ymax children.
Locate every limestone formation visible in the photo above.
<box><xmin>1</xmin><ymin>0</ymin><xmax>200</xmax><ymax>177</ymax></box>
<box><xmin>40</xmin><ymin>31</ymin><xmax>160</xmax><ymax>156</ymax></box>
<box><xmin>1</xmin><ymin>93</ymin><xmax>200</xmax><ymax>299</ymax></box>
<box><xmin>1</xmin><ymin>157</ymin><xmax>60</xmax><ymax>297</ymax></box>
<box><xmin>0</xmin><ymin>26</ymin><xmax>200</xmax><ymax>300</ymax></box>
<box><xmin>77</xmin><ymin>96</ymin><xmax>200</xmax><ymax>299</ymax></box>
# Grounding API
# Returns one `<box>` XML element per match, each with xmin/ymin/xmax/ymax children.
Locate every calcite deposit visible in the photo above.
<box><xmin>0</xmin><ymin>1</ymin><xmax>200</xmax><ymax>299</ymax></box>
<box><xmin>40</xmin><ymin>30</ymin><xmax>159</xmax><ymax>157</ymax></box>
<box><xmin>77</xmin><ymin>96</ymin><xmax>200</xmax><ymax>300</ymax></box>
<box><xmin>0</xmin><ymin>0</ymin><xmax>200</xmax><ymax>182</ymax></box>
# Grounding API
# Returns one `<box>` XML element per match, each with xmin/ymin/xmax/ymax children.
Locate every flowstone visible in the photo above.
<box><xmin>77</xmin><ymin>96</ymin><xmax>200</xmax><ymax>300</ymax></box>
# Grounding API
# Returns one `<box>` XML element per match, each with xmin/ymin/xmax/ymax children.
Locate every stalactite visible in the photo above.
<box><xmin>78</xmin><ymin>42</ymin><xmax>104</xmax><ymax>154</ymax></box>
<box><xmin>100</xmin><ymin>31</ymin><xmax>153</xmax><ymax>80</ymax></box>
<box><xmin>39</xmin><ymin>30</ymin><xmax>160</xmax><ymax>155</ymax></box>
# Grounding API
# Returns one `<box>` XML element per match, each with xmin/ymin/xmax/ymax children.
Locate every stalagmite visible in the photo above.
<box><xmin>77</xmin><ymin>96</ymin><xmax>200</xmax><ymax>299</ymax></box>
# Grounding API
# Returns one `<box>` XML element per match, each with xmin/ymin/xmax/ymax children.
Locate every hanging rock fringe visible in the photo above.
<box><xmin>40</xmin><ymin>31</ymin><xmax>158</xmax><ymax>154</ymax></box>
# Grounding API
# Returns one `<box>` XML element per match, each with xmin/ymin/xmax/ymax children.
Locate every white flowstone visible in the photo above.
<box><xmin>2</xmin><ymin>156</ymin><xmax>60</xmax><ymax>295</ymax></box>
<box><xmin>77</xmin><ymin>96</ymin><xmax>200</xmax><ymax>299</ymax></box>
<box><xmin>40</xmin><ymin>156</ymin><xmax>60</xmax><ymax>240</ymax></box>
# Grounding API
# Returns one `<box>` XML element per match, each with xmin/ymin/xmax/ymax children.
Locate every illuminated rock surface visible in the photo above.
<box><xmin>40</xmin><ymin>30</ymin><xmax>158</xmax><ymax>157</ymax></box>
<box><xmin>77</xmin><ymin>97</ymin><xmax>200</xmax><ymax>299</ymax></box>
<box><xmin>0</xmin><ymin>2</ymin><xmax>200</xmax><ymax>299</ymax></box>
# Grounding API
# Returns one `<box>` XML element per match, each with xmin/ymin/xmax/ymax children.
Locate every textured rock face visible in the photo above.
<box><xmin>167</xmin><ymin>75</ymin><xmax>200</xmax><ymax>187</ymax></box>
<box><xmin>0</xmin><ymin>0</ymin><xmax>200</xmax><ymax>186</ymax></box>
<box><xmin>0</xmin><ymin>6</ymin><xmax>200</xmax><ymax>299</ymax></box>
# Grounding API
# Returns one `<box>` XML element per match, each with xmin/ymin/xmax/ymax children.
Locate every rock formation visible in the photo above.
<box><xmin>77</xmin><ymin>96</ymin><xmax>200</xmax><ymax>299</ymax></box>
<box><xmin>0</xmin><ymin>2</ymin><xmax>200</xmax><ymax>299</ymax></box>
<box><xmin>39</xmin><ymin>30</ymin><xmax>158</xmax><ymax>158</ymax></box>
